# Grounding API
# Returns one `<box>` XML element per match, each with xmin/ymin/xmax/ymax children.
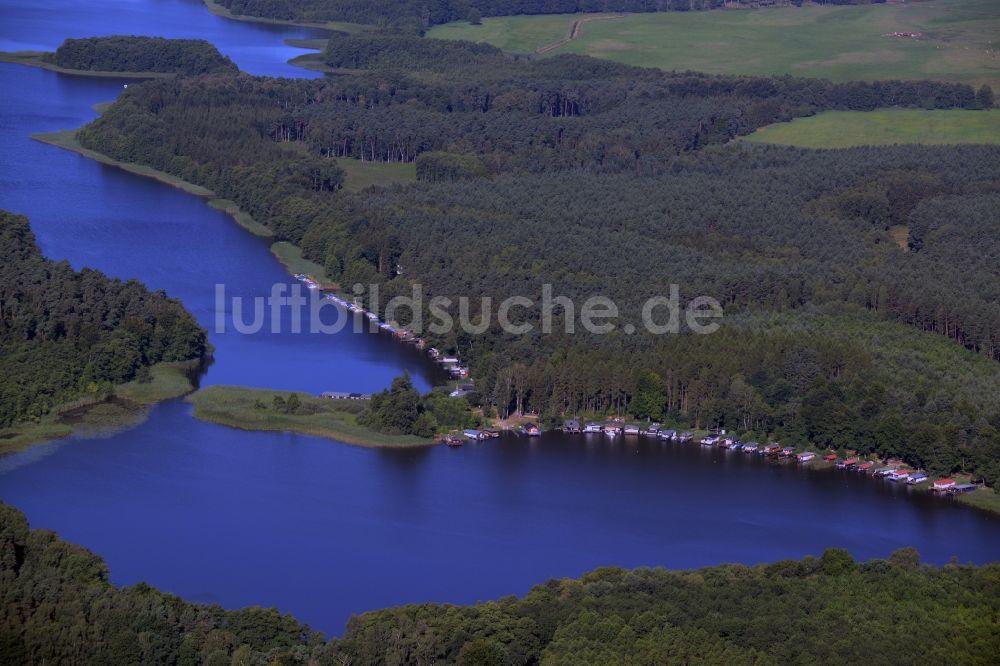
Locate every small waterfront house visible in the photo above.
<box><xmin>563</xmin><ymin>419</ymin><xmax>581</xmax><ymax>433</ymax></box>
<box><xmin>951</xmin><ymin>483</ymin><xmax>977</xmax><ymax>494</ymax></box>
<box><xmin>624</xmin><ymin>424</ymin><xmax>641</xmax><ymax>436</ymax></box>
<box><xmin>906</xmin><ymin>473</ymin><xmax>929</xmax><ymax>485</ymax></box>
<box><xmin>583</xmin><ymin>422</ymin><xmax>602</xmax><ymax>433</ymax></box>
<box><xmin>932</xmin><ymin>479</ymin><xmax>956</xmax><ymax>491</ymax></box>
<box><xmin>797</xmin><ymin>452</ymin><xmax>815</xmax><ymax>462</ymax></box>
<box><xmin>658</xmin><ymin>429</ymin><xmax>677</xmax><ymax>440</ymax></box>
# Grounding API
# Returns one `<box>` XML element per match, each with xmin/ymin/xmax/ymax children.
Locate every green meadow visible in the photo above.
<box><xmin>428</xmin><ymin>0</ymin><xmax>1000</xmax><ymax>88</ymax></box>
<box><xmin>338</xmin><ymin>158</ymin><xmax>416</xmax><ymax>192</ymax></box>
<box><xmin>744</xmin><ymin>109</ymin><xmax>1000</xmax><ymax>148</ymax></box>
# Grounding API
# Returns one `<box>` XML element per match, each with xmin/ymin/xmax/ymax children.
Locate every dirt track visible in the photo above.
<box><xmin>535</xmin><ymin>14</ymin><xmax>626</xmax><ymax>55</ymax></box>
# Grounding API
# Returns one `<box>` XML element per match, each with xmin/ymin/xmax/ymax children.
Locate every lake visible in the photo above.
<box><xmin>0</xmin><ymin>0</ymin><xmax>998</xmax><ymax>637</ymax></box>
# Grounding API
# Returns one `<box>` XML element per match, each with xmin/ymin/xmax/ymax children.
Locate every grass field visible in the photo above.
<box><xmin>744</xmin><ymin>109</ymin><xmax>1000</xmax><ymax>147</ymax></box>
<box><xmin>428</xmin><ymin>0</ymin><xmax>1000</xmax><ymax>88</ymax></box>
<box><xmin>189</xmin><ymin>385</ymin><xmax>434</xmax><ymax>448</ymax></box>
<box><xmin>338</xmin><ymin>158</ymin><xmax>417</xmax><ymax>192</ymax></box>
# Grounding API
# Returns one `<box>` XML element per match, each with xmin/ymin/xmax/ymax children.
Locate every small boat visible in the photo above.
<box><xmin>657</xmin><ymin>429</ymin><xmax>677</xmax><ymax>440</ymax></box>
<box><xmin>645</xmin><ymin>423</ymin><xmax>661</xmax><ymax>436</ymax></box>
<box><xmin>624</xmin><ymin>424</ymin><xmax>641</xmax><ymax>436</ymax></box>
<box><xmin>742</xmin><ymin>442</ymin><xmax>759</xmax><ymax>453</ymax></box>
<box><xmin>728</xmin><ymin>441</ymin><xmax>743</xmax><ymax>451</ymax></box>
<box><xmin>700</xmin><ymin>436</ymin><xmax>719</xmax><ymax>447</ymax></box>
<box><xmin>444</xmin><ymin>434</ymin><xmax>464</xmax><ymax>447</ymax></box>
<box><xmin>604</xmin><ymin>423</ymin><xmax>622</xmax><ymax>436</ymax></box>
<box><xmin>906</xmin><ymin>473</ymin><xmax>929</xmax><ymax>485</ymax></box>
<box><xmin>873</xmin><ymin>467</ymin><xmax>895</xmax><ymax>478</ymax></box>
<box><xmin>583</xmin><ymin>422</ymin><xmax>602</xmax><ymax>434</ymax></box>
<box><xmin>677</xmin><ymin>432</ymin><xmax>694</xmax><ymax>443</ymax></box>
<box><xmin>483</xmin><ymin>430</ymin><xmax>500</xmax><ymax>439</ymax></box>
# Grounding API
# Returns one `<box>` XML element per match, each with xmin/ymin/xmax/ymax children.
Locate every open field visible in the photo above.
<box><xmin>744</xmin><ymin>109</ymin><xmax>1000</xmax><ymax>147</ymax></box>
<box><xmin>339</xmin><ymin>158</ymin><xmax>417</xmax><ymax>192</ymax></box>
<box><xmin>428</xmin><ymin>0</ymin><xmax>1000</xmax><ymax>88</ymax></box>
<box><xmin>189</xmin><ymin>385</ymin><xmax>434</xmax><ymax>448</ymax></box>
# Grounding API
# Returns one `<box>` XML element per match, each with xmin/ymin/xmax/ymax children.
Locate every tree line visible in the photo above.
<box><xmin>0</xmin><ymin>211</ymin><xmax>207</xmax><ymax>428</ymax></box>
<box><xmin>359</xmin><ymin>372</ymin><xmax>481</xmax><ymax>436</ymax></box>
<box><xmin>47</xmin><ymin>36</ymin><xmax>238</xmax><ymax>75</ymax></box>
<box><xmin>3</xmin><ymin>501</ymin><xmax>998</xmax><ymax>664</ymax></box>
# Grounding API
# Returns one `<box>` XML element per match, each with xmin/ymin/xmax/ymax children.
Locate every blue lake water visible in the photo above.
<box><xmin>0</xmin><ymin>0</ymin><xmax>998</xmax><ymax>637</ymax></box>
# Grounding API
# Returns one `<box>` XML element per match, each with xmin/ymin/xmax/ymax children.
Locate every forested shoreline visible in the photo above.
<box><xmin>70</xmin><ymin>33</ymin><xmax>1000</xmax><ymax>484</ymax></box>
<box><xmin>0</xmin><ymin>210</ymin><xmax>208</xmax><ymax>429</ymax></box>
<box><xmin>44</xmin><ymin>36</ymin><xmax>237</xmax><ymax>75</ymax></box>
<box><xmin>2</xmin><ymin>502</ymin><xmax>997</xmax><ymax>664</ymax></box>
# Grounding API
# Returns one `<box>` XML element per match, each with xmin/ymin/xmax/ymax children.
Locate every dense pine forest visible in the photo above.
<box><xmin>73</xmin><ymin>34</ymin><xmax>1000</xmax><ymax>483</ymax></box>
<box><xmin>2</xmin><ymin>502</ymin><xmax>998</xmax><ymax>664</ymax></box>
<box><xmin>47</xmin><ymin>36</ymin><xmax>238</xmax><ymax>74</ymax></box>
<box><xmin>0</xmin><ymin>211</ymin><xmax>207</xmax><ymax>428</ymax></box>
<box><xmin>214</xmin><ymin>0</ymin><xmax>881</xmax><ymax>30</ymax></box>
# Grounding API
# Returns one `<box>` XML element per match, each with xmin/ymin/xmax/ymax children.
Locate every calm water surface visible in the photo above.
<box><xmin>0</xmin><ymin>0</ymin><xmax>998</xmax><ymax>637</ymax></box>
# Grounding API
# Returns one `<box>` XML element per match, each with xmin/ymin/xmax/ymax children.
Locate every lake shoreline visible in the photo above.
<box><xmin>201</xmin><ymin>0</ymin><xmax>369</xmax><ymax>35</ymax></box>
<box><xmin>0</xmin><ymin>51</ymin><xmax>175</xmax><ymax>78</ymax></box>
<box><xmin>188</xmin><ymin>385</ymin><xmax>436</xmax><ymax>448</ymax></box>
<box><xmin>0</xmin><ymin>360</ymin><xmax>204</xmax><ymax>456</ymax></box>
<box><xmin>32</xmin><ymin>128</ymin><xmax>343</xmax><ymax>283</ymax></box>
